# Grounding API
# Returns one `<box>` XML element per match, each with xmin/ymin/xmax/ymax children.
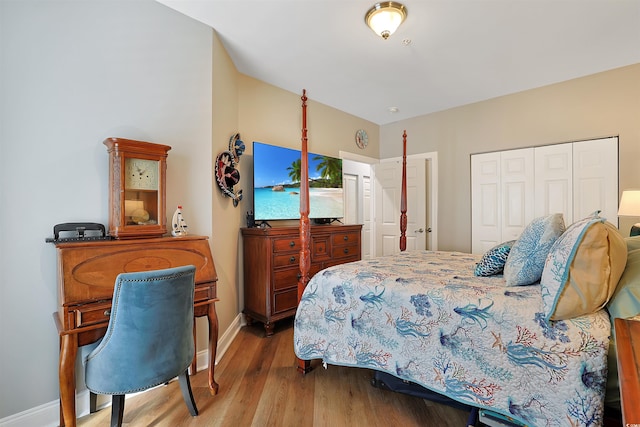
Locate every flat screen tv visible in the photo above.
<box><xmin>252</xmin><ymin>141</ymin><xmax>344</xmax><ymax>222</ymax></box>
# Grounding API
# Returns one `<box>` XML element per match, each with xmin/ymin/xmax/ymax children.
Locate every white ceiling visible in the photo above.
<box><xmin>156</xmin><ymin>0</ymin><xmax>640</xmax><ymax>125</ymax></box>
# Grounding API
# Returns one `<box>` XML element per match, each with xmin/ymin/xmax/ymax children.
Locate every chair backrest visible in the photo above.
<box><xmin>84</xmin><ymin>265</ymin><xmax>196</xmax><ymax>395</ymax></box>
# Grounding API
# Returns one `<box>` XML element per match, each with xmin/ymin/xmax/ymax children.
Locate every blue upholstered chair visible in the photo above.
<box><xmin>83</xmin><ymin>265</ymin><xmax>199</xmax><ymax>427</ymax></box>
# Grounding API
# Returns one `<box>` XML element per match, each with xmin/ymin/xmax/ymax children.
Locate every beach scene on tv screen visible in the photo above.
<box><xmin>253</xmin><ymin>142</ymin><xmax>344</xmax><ymax>220</ymax></box>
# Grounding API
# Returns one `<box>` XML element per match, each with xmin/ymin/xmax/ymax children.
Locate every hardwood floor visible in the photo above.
<box><xmin>77</xmin><ymin>319</ymin><xmax>473</xmax><ymax>426</ymax></box>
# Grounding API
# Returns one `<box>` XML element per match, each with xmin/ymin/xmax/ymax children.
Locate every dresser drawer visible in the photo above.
<box><xmin>272</xmin><ymin>237</ymin><xmax>301</xmax><ymax>253</ymax></box>
<box><xmin>273</xmin><ymin>288</ymin><xmax>297</xmax><ymax>314</ymax></box>
<box><xmin>332</xmin><ymin>242</ymin><xmax>360</xmax><ymax>260</ymax></box>
<box><xmin>74</xmin><ymin>301</ymin><xmax>112</xmax><ymax>328</ymax></box>
<box><xmin>273</xmin><ymin>268</ymin><xmax>299</xmax><ymax>291</ymax></box>
<box><xmin>332</xmin><ymin>231</ymin><xmax>360</xmax><ymax>246</ymax></box>
<box><xmin>273</xmin><ymin>264</ymin><xmax>324</xmax><ymax>291</ymax></box>
<box><xmin>273</xmin><ymin>253</ymin><xmax>299</xmax><ymax>268</ymax></box>
<box><xmin>312</xmin><ymin>235</ymin><xmax>330</xmax><ymax>260</ymax></box>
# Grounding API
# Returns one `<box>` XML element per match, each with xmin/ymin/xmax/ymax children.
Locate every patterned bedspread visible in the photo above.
<box><xmin>293</xmin><ymin>251</ymin><xmax>611</xmax><ymax>427</ymax></box>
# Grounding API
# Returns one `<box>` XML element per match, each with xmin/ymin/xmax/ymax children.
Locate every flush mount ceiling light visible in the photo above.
<box><xmin>365</xmin><ymin>2</ymin><xmax>407</xmax><ymax>40</ymax></box>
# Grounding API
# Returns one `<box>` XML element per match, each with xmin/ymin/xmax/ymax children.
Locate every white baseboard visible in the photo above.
<box><xmin>0</xmin><ymin>314</ymin><xmax>244</xmax><ymax>427</ymax></box>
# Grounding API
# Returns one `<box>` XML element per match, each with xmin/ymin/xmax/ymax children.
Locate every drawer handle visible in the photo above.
<box><xmin>290</xmin><ymin>256</ymin><xmax>296</xmax><ymax>263</ymax></box>
<box><xmin>104</xmin><ymin>309</ymin><xmax>111</xmax><ymax>317</ymax></box>
<box><xmin>343</xmin><ymin>235</ymin><xmax>349</xmax><ymax>241</ymax></box>
<box><xmin>289</xmin><ymin>241</ymin><xmax>295</xmax><ymax>247</ymax></box>
<box><xmin>343</xmin><ymin>248</ymin><xmax>349</xmax><ymax>254</ymax></box>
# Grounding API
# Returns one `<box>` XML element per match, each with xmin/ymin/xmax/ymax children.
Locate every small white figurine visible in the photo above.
<box><xmin>171</xmin><ymin>205</ymin><xmax>188</xmax><ymax>237</ymax></box>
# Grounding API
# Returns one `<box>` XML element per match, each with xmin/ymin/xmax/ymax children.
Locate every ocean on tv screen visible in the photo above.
<box><xmin>252</xmin><ymin>141</ymin><xmax>344</xmax><ymax>220</ymax></box>
<box><xmin>254</xmin><ymin>186</ymin><xmax>344</xmax><ymax>220</ymax></box>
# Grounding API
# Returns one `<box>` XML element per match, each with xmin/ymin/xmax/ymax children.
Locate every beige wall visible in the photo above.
<box><xmin>209</xmin><ymin>31</ymin><xmax>241</xmax><ymax>339</ymax></box>
<box><xmin>381</xmin><ymin>63</ymin><xmax>640</xmax><ymax>252</ymax></box>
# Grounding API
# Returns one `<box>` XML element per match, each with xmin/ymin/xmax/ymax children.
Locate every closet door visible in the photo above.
<box><xmin>534</xmin><ymin>143</ymin><xmax>573</xmax><ymax>222</ymax></box>
<box><xmin>472</xmin><ymin>137</ymin><xmax>618</xmax><ymax>254</ymax></box>
<box><xmin>471</xmin><ymin>152</ymin><xmax>501</xmax><ymax>254</ymax></box>
<box><xmin>501</xmin><ymin>149</ymin><xmax>534</xmax><ymax>242</ymax></box>
<box><xmin>573</xmin><ymin>137</ymin><xmax>618</xmax><ymax>225</ymax></box>
<box><xmin>471</xmin><ymin>149</ymin><xmax>533</xmax><ymax>253</ymax></box>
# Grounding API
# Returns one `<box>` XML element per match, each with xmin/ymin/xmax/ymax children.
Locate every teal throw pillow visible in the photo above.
<box><xmin>474</xmin><ymin>240</ymin><xmax>515</xmax><ymax>276</ymax></box>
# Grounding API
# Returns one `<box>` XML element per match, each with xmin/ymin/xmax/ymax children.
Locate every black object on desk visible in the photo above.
<box><xmin>46</xmin><ymin>222</ymin><xmax>112</xmax><ymax>243</ymax></box>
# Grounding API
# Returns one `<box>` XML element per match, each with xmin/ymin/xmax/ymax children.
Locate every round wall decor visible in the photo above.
<box><xmin>215</xmin><ymin>133</ymin><xmax>245</xmax><ymax>207</ymax></box>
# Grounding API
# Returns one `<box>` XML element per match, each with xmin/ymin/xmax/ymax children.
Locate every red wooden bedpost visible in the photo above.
<box><xmin>400</xmin><ymin>130</ymin><xmax>407</xmax><ymax>252</ymax></box>
<box><xmin>297</xmin><ymin>89</ymin><xmax>312</xmax><ymax>374</ymax></box>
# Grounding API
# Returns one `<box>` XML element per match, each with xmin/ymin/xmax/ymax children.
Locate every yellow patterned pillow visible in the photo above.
<box><xmin>541</xmin><ymin>218</ymin><xmax>627</xmax><ymax>321</ymax></box>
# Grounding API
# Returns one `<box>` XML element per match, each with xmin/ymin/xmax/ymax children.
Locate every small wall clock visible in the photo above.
<box><xmin>355</xmin><ymin>129</ymin><xmax>368</xmax><ymax>149</ymax></box>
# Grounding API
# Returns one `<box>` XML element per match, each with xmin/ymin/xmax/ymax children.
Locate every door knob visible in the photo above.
<box><xmin>415</xmin><ymin>228</ymin><xmax>424</xmax><ymax>233</ymax></box>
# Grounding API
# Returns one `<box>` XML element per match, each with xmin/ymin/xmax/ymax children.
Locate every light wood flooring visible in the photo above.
<box><xmin>77</xmin><ymin>319</ymin><xmax>476</xmax><ymax>426</ymax></box>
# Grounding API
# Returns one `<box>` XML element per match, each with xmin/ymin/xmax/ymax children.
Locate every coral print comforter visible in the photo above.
<box><xmin>293</xmin><ymin>251</ymin><xmax>611</xmax><ymax>427</ymax></box>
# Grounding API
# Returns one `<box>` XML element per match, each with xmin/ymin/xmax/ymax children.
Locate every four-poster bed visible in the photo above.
<box><xmin>292</xmin><ymin>90</ymin><xmax>637</xmax><ymax>426</ymax></box>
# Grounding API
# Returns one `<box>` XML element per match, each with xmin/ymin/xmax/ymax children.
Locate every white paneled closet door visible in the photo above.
<box><xmin>471</xmin><ymin>149</ymin><xmax>534</xmax><ymax>253</ymax></box>
<box><xmin>471</xmin><ymin>152</ymin><xmax>501</xmax><ymax>254</ymax></box>
<box><xmin>472</xmin><ymin>137</ymin><xmax>618</xmax><ymax>253</ymax></box>
<box><xmin>534</xmin><ymin>143</ymin><xmax>573</xmax><ymax>222</ymax></box>
<box><xmin>500</xmin><ymin>149</ymin><xmax>534</xmax><ymax>242</ymax></box>
<box><xmin>573</xmin><ymin>137</ymin><xmax>619</xmax><ymax>225</ymax></box>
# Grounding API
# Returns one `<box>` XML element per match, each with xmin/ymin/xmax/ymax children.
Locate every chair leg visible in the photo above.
<box><xmin>178</xmin><ymin>369</ymin><xmax>199</xmax><ymax>416</ymax></box>
<box><xmin>89</xmin><ymin>391</ymin><xmax>97</xmax><ymax>414</ymax></box>
<box><xmin>110</xmin><ymin>394</ymin><xmax>125</xmax><ymax>427</ymax></box>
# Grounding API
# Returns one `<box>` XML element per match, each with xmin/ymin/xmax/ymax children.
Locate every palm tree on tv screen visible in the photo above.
<box><xmin>287</xmin><ymin>158</ymin><xmax>301</xmax><ymax>184</ymax></box>
<box><xmin>314</xmin><ymin>156</ymin><xmax>342</xmax><ymax>187</ymax></box>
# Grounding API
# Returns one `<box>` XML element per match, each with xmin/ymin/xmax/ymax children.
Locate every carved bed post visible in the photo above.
<box><xmin>297</xmin><ymin>89</ymin><xmax>312</xmax><ymax>374</ymax></box>
<box><xmin>400</xmin><ymin>130</ymin><xmax>408</xmax><ymax>252</ymax></box>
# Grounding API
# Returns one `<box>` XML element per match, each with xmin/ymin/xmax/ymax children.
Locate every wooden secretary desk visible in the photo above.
<box><xmin>53</xmin><ymin>235</ymin><xmax>219</xmax><ymax>427</ymax></box>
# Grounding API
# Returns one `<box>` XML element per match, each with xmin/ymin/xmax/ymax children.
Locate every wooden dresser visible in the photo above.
<box><xmin>53</xmin><ymin>235</ymin><xmax>219</xmax><ymax>427</ymax></box>
<box><xmin>241</xmin><ymin>224</ymin><xmax>362</xmax><ymax>336</ymax></box>
<box><xmin>614</xmin><ymin>317</ymin><xmax>640</xmax><ymax>425</ymax></box>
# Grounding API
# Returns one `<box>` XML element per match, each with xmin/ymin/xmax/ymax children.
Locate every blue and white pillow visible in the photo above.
<box><xmin>504</xmin><ymin>213</ymin><xmax>565</xmax><ymax>286</ymax></box>
<box><xmin>475</xmin><ymin>240</ymin><xmax>515</xmax><ymax>276</ymax></box>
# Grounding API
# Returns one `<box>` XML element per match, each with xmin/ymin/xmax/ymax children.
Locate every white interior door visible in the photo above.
<box><xmin>374</xmin><ymin>160</ymin><xmax>402</xmax><ymax>256</ymax></box>
<box><xmin>362</xmin><ymin>175</ymin><xmax>372</xmax><ymax>259</ymax></box>
<box><xmin>405</xmin><ymin>158</ymin><xmax>427</xmax><ymax>251</ymax></box>
<box><xmin>342</xmin><ymin>158</ymin><xmax>373</xmax><ymax>259</ymax></box>
<box><xmin>374</xmin><ymin>156</ymin><xmax>431</xmax><ymax>256</ymax></box>
<box><xmin>343</xmin><ymin>174</ymin><xmax>357</xmax><ymax>223</ymax></box>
